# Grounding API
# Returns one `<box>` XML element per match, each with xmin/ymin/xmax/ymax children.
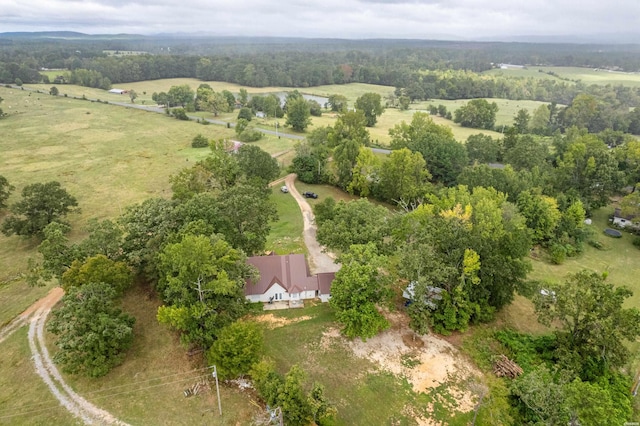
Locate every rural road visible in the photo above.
<box><xmin>0</xmin><ymin>287</ymin><xmax>130</xmax><ymax>425</ymax></box>
<box><xmin>283</xmin><ymin>174</ymin><xmax>341</xmax><ymax>275</ymax></box>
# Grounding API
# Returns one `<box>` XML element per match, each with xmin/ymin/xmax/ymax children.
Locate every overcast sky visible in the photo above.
<box><xmin>2</xmin><ymin>0</ymin><xmax>640</xmax><ymax>41</ymax></box>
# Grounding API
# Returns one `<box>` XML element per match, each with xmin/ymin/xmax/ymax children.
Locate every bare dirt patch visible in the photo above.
<box><xmin>321</xmin><ymin>313</ymin><xmax>482</xmax><ymax>414</ymax></box>
<box><xmin>254</xmin><ymin>313</ymin><xmax>312</xmax><ymax>329</ymax></box>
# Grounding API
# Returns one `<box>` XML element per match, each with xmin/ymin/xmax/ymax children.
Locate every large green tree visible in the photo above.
<box><xmin>289</xmin><ymin>133</ymin><xmax>331</xmax><ymax>184</ymax></box>
<box><xmin>453</xmin><ymin>99</ymin><xmax>499</xmax><ymax>130</ymax></box>
<box><xmin>503</xmin><ymin>135</ymin><xmax>549</xmax><ymax>171</ymax></box>
<box><xmin>534</xmin><ymin>270</ymin><xmax>640</xmax><ymax>378</ymax></box>
<box><xmin>347</xmin><ymin>147</ymin><xmax>380</xmax><ymax>197</ymax></box>
<box><xmin>1</xmin><ymin>181</ymin><xmax>78</xmax><ymax>238</ymax></box>
<box><xmin>330</xmin><ymin>111</ymin><xmax>370</xmax><ymax>188</ymax></box>
<box><xmin>554</xmin><ymin>134</ymin><xmax>623</xmax><ymax>213</ymax></box>
<box><xmin>47</xmin><ymin>282</ymin><xmax>135</xmax><ymax>377</ymax></box>
<box><xmin>213</xmin><ymin>184</ymin><xmax>277</xmax><ymax>255</ymax></box>
<box><xmin>354</xmin><ymin>93</ymin><xmax>384</xmax><ymax>127</ymax></box>
<box><xmin>285</xmin><ymin>96</ymin><xmax>311</xmax><ymax>132</ymax></box>
<box><xmin>377</xmin><ymin>148</ymin><xmax>431</xmax><ymax>205</ymax></box>
<box><xmin>330</xmin><ymin>243</ymin><xmax>392</xmax><ymax>339</ymax></box>
<box><xmin>61</xmin><ymin>254</ymin><xmax>133</xmax><ymax>295</ymax></box>
<box><xmin>516</xmin><ymin>191</ymin><xmax>561</xmax><ymax>244</ymax></box>
<box><xmin>156</xmin><ymin>234</ymin><xmax>253</xmax><ymax>348</ymax></box>
<box><xmin>206</xmin><ymin>320</ymin><xmax>264</xmax><ymax>380</ymax></box>
<box><xmin>389</xmin><ymin>112</ymin><xmax>467</xmax><ymax>185</ymax></box>
<box><xmin>315</xmin><ymin>198</ymin><xmax>389</xmax><ymax>252</ymax></box>
<box><xmin>167</xmin><ymin>84</ymin><xmax>195</xmax><ymax>107</ymax></box>
<box><xmin>236</xmin><ymin>144</ymin><xmax>279</xmax><ymax>184</ymax></box>
<box><xmin>465</xmin><ymin>134</ymin><xmax>502</xmax><ymax>164</ymax></box>
<box><xmin>395</xmin><ymin>186</ymin><xmax>531</xmax><ymax>333</ymax></box>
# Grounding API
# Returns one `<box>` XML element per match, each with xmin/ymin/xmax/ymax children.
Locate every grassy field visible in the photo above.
<box><xmin>25</xmin><ymin>79</ymin><xmax>504</xmax><ymax>143</ymax></box>
<box><xmin>484</xmin><ymin>66</ymin><xmax>640</xmax><ymax>87</ymax></box>
<box><xmin>0</xmin><ymin>86</ymin><xmax>239</xmax><ymax>323</ymax></box>
<box><xmin>414</xmin><ymin>98</ymin><xmax>554</xmax><ymax>129</ymax></box>
<box><xmin>0</xmin><ymin>326</ymin><xmax>81</xmax><ymax>425</ymax></box>
<box><xmin>527</xmin><ymin>205</ymin><xmax>640</xmax><ymax>307</ymax></box>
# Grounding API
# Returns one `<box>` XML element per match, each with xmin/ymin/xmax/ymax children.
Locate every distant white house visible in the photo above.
<box><xmin>245</xmin><ymin>254</ymin><xmax>335</xmax><ymax>306</ymax></box>
<box><xmin>108</xmin><ymin>88</ymin><xmax>127</xmax><ymax>95</ymax></box>
<box><xmin>255</xmin><ymin>111</ymin><xmax>266</xmax><ymax>119</ymax></box>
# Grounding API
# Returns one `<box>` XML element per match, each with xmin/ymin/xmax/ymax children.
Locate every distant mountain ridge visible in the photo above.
<box><xmin>1</xmin><ymin>31</ymin><xmax>640</xmax><ymax>46</ymax></box>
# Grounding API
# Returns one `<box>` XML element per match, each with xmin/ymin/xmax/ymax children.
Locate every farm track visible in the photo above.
<box><xmin>0</xmin><ymin>287</ymin><xmax>129</xmax><ymax>425</ymax></box>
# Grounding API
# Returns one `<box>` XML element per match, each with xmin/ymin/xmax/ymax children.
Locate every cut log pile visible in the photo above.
<box><xmin>493</xmin><ymin>354</ymin><xmax>523</xmax><ymax>378</ymax></box>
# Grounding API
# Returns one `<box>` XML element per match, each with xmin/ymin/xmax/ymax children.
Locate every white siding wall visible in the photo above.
<box><xmin>264</xmin><ymin>283</ymin><xmax>289</xmax><ymax>302</ymax></box>
<box><xmin>320</xmin><ymin>294</ymin><xmax>331</xmax><ymax>303</ymax></box>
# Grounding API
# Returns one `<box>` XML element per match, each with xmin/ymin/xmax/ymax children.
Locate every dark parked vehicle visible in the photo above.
<box><xmin>302</xmin><ymin>191</ymin><xmax>318</xmax><ymax>199</ymax></box>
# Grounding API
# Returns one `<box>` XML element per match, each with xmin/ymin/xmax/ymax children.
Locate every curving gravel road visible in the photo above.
<box><xmin>283</xmin><ymin>174</ymin><xmax>341</xmax><ymax>275</ymax></box>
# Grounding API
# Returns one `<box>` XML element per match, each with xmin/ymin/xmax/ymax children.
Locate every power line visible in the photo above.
<box><xmin>0</xmin><ymin>373</ymin><xmax>211</xmax><ymax>420</ymax></box>
<box><xmin>0</xmin><ymin>370</ymin><xmax>215</xmax><ymax>420</ymax></box>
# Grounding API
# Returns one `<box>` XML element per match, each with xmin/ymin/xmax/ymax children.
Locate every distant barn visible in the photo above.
<box><xmin>108</xmin><ymin>88</ymin><xmax>128</xmax><ymax>94</ymax></box>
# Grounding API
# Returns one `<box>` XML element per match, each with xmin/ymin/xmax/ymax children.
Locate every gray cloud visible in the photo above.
<box><xmin>0</xmin><ymin>0</ymin><xmax>639</xmax><ymax>40</ymax></box>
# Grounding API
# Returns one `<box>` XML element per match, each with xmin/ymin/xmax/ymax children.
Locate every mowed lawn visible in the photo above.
<box><xmin>499</xmin><ymin>203</ymin><xmax>640</xmax><ymax>337</ymax></box>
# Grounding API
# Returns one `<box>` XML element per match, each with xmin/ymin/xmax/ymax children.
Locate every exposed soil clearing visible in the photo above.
<box><xmin>284</xmin><ymin>174</ymin><xmax>340</xmax><ymax>274</ymax></box>
<box><xmin>254</xmin><ymin>313</ymin><xmax>312</xmax><ymax>329</ymax></box>
<box><xmin>321</xmin><ymin>313</ymin><xmax>481</xmax><ymax>417</ymax></box>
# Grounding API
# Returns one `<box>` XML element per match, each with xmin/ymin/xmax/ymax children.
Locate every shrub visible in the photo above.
<box><xmin>633</xmin><ymin>236</ymin><xmax>640</xmax><ymax>249</ymax></box>
<box><xmin>549</xmin><ymin>243</ymin><xmax>567</xmax><ymax>264</ymax></box>
<box><xmin>171</xmin><ymin>108</ymin><xmax>189</xmax><ymax>121</ymax></box>
<box><xmin>191</xmin><ymin>134</ymin><xmax>209</xmax><ymax>148</ymax></box>
<box><xmin>238</xmin><ymin>128</ymin><xmax>263</xmax><ymax>142</ymax></box>
<box><xmin>588</xmin><ymin>239</ymin><xmax>608</xmax><ymax>250</ymax></box>
<box><xmin>237</xmin><ymin>107</ymin><xmax>253</xmax><ymax>121</ymax></box>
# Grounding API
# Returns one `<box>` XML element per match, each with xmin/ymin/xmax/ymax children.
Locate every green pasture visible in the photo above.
<box><xmin>0</xmin><ymin>86</ymin><xmax>235</xmax><ymax>321</ymax></box>
<box><xmin>414</xmin><ymin>98</ymin><xmax>553</xmax><ymax>130</ymax></box>
<box><xmin>528</xmin><ymin>205</ymin><xmax>640</xmax><ymax>308</ymax></box>
<box><xmin>484</xmin><ymin>66</ymin><xmax>640</xmax><ymax>87</ymax></box>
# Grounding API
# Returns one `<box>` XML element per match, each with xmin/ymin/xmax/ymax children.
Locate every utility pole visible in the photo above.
<box><xmin>212</xmin><ymin>365</ymin><xmax>222</xmax><ymax>416</ymax></box>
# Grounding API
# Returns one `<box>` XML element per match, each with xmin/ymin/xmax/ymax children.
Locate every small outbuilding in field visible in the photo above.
<box><xmin>108</xmin><ymin>88</ymin><xmax>128</xmax><ymax>95</ymax></box>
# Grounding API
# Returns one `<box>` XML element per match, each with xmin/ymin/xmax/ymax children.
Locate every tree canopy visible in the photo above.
<box><xmin>47</xmin><ymin>282</ymin><xmax>135</xmax><ymax>377</ymax></box>
<box><xmin>156</xmin><ymin>233</ymin><xmax>253</xmax><ymax>348</ymax></box>
<box><xmin>1</xmin><ymin>181</ymin><xmax>78</xmax><ymax>238</ymax></box>
<box><xmin>453</xmin><ymin>99</ymin><xmax>499</xmax><ymax>130</ymax></box>
<box><xmin>285</xmin><ymin>96</ymin><xmax>311</xmax><ymax>132</ymax></box>
<box><xmin>534</xmin><ymin>270</ymin><xmax>640</xmax><ymax>378</ymax></box>
<box><xmin>354</xmin><ymin>93</ymin><xmax>384</xmax><ymax>127</ymax></box>
<box><xmin>329</xmin><ymin>243</ymin><xmax>392</xmax><ymax>339</ymax></box>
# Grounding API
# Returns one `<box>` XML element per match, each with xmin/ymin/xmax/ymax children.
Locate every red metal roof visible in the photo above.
<box><xmin>245</xmin><ymin>254</ymin><xmax>320</xmax><ymax>296</ymax></box>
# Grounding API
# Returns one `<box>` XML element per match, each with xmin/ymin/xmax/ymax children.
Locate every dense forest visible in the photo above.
<box><xmin>3</xmin><ymin>33</ymin><xmax>640</xmax><ymax>108</ymax></box>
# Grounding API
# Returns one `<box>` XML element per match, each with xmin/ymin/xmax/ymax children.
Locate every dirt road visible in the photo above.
<box><xmin>284</xmin><ymin>174</ymin><xmax>340</xmax><ymax>275</ymax></box>
<box><xmin>0</xmin><ymin>286</ymin><xmax>129</xmax><ymax>425</ymax></box>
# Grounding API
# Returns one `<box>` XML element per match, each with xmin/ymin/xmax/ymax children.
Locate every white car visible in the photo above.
<box><xmin>280</xmin><ymin>186</ymin><xmax>289</xmax><ymax>193</ymax></box>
